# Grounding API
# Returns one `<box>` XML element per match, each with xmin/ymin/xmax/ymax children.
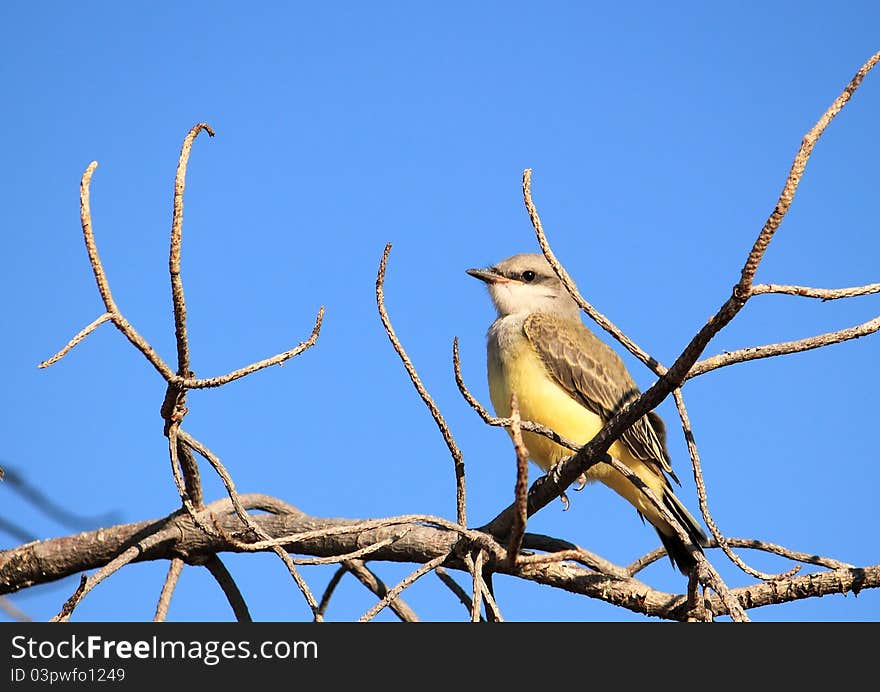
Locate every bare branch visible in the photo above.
<box><xmin>51</xmin><ymin>528</ymin><xmax>177</xmax><ymax>622</ymax></box>
<box><xmin>377</xmin><ymin>242</ymin><xmax>467</xmax><ymax>527</ymax></box>
<box><xmin>752</xmin><ymin>282</ymin><xmax>880</xmax><ymax>300</ymax></box>
<box><xmin>170</xmin><ymin>123</ymin><xmax>215</xmax><ymax>377</ymax></box>
<box><xmin>313</xmin><ymin>561</ymin><xmax>420</xmax><ymax>622</ymax></box>
<box><xmin>523</xmin><ymin>168</ymin><xmax>666</xmax><ymax>376</ymax></box>
<box><xmin>38</xmin><ymin>313</ymin><xmax>112</xmax><ymax>368</ymax></box>
<box><xmin>177</xmin><ymin>429</ymin><xmax>321</xmax><ymax>617</ymax></box>
<box><xmin>481</xmin><ymin>571</ymin><xmax>504</xmax><ymax>622</ymax></box>
<box><xmin>738</xmin><ymin>51</ymin><xmax>880</xmax><ymax>293</ymax></box>
<box><xmin>176</xmin><ymin>306</ymin><xmax>325</xmax><ymax>389</ymax></box>
<box><xmin>203</xmin><ymin>554</ymin><xmax>252</xmax><ymax>622</ymax></box>
<box><xmin>289</xmin><ymin>534</ymin><xmax>405</xmax><ymax>565</ymax></box>
<box><xmin>467</xmin><ymin>551</ymin><xmax>484</xmax><ymax>622</ymax></box>
<box><xmin>673</xmin><ymin>389</ymin><xmax>798</xmax><ymax>581</ymax></box>
<box><xmin>358</xmin><ymin>553</ymin><xmax>449</xmax><ymax>622</ymax></box>
<box><xmin>4</xmin><ymin>494</ymin><xmax>875</xmax><ymax>620</ymax></box>
<box><xmin>506</xmin><ymin>393</ymin><xmax>529</xmax><ymax>564</ymax></box>
<box><xmin>520</xmin><ymin>534</ymin><xmax>629</xmax><ymax>577</ymax></box>
<box><xmin>453</xmin><ymin>338</ymin><xmax>580</xmax><ymax>452</ymax></box>
<box><xmin>167</xmin><ymin>427</ymin><xmax>211</xmax><ymax>532</ymax></box>
<box><xmin>315</xmin><ymin>565</ymin><xmax>347</xmax><ymax>621</ymax></box>
<box><xmin>434</xmin><ymin>566</ymin><xmax>484</xmax><ymax>620</ymax></box>
<box><xmin>689</xmin><ymin>315</ymin><xmax>880</xmax><ymax>379</ymax></box>
<box><xmin>42</xmin><ymin>164</ymin><xmax>177</xmax><ymax>380</ymax></box>
<box><xmin>711</xmin><ymin>537</ymin><xmax>854</xmax><ymax>571</ymax></box>
<box><xmin>345</xmin><ymin>560</ymin><xmax>420</xmax><ymax>622</ymax></box>
<box><xmin>78</xmin><ymin>162</ymin><xmax>117</xmax><ymax>312</ymax></box>
<box><xmin>153</xmin><ymin>558</ymin><xmax>184</xmax><ymax>622</ymax></box>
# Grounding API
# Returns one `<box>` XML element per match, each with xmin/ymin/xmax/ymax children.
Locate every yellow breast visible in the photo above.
<box><xmin>488</xmin><ymin>336</ymin><xmax>608</xmax><ymax>472</ymax></box>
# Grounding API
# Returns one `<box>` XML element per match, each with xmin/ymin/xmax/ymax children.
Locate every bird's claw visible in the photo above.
<box><xmin>559</xmin><ymin>491</ymin><xmax>570</xmax><ymax>511</ymax></box>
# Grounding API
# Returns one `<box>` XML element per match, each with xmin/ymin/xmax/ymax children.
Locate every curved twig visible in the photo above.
<box><xmin>751</xmin><ymin>282</ymin><xmax>880</xmax><ymax>300</ymax></box>
<box><xmin>358</xmin><ymin>553</ymin><xmax>449</xmax><ymax>622</ymax></box>
<box><xmin>688</xmin><ymin>315</ymin><xmax>880</xmax><ymax>379</ymax></box>
<box><xmin>738</xmin><ymin>51</ymin><xmax>880</xmax><ymax>293</ymax></box>
<box><xmin>170</xmin><ymin>123</ymin><xmax>215</xmax><ymax>377</ymax></box>
<box><xmin>203</xmin><ymin>554</ymin><xmax>252</xmax><ymax>622</ymax></box>
<box><xmin>377</xmin><ymin>243</ymin><xmax>467</xmax><ymax>527</ymax></box>
<box><xmin>154</xmin><ymin>558</ymin><xmax>184</xmax><ymax>622</ymax></box>
<box><xmin>673</xmin><ymin>389</ymin><xmax>799</xmax><ymax>582</ymax></box>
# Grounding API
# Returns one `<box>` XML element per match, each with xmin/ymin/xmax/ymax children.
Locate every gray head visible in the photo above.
<box><xmin>466</xmin><ymin>253</ymin><xmax>581</xmax><ymax>320</ymax></box>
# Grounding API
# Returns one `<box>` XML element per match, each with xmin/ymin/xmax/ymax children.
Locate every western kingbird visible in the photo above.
<box><xmin>467</xmin><ymin>253</ymin><xmax>707</xmax><ymax>573</ymax></box>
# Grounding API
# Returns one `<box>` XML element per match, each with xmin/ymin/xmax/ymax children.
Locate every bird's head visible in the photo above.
<box><xmin>467</xmin><ymin>253</ymin><xmax>581</xmax><ymax>320</ymax></box>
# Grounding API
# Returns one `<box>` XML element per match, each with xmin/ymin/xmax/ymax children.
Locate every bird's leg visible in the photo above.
<box><xmin>549</xmin><ymin>460</ymin><xmax>585</xmax><ymax>510</ymax></box>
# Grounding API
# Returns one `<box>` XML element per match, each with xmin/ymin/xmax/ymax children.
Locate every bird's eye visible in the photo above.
<box><xmin>521</xmin><ymin>270</ymin><xmax>536</xmax><ymax>282</ymax></box>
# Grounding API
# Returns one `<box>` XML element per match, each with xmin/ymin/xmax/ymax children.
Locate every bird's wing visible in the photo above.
<box><xmin>523</xmin><ymin>312</ymin><xmax>679</xmax><ymax>484</ymax></box>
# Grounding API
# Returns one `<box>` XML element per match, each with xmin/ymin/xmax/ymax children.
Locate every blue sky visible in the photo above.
<box><xmin>1</xmin><ymin>2</ymin><xmax>878</xmax><ymax>622</ymax></box>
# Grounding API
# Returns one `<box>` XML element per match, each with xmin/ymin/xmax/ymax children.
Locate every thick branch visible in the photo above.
<box><xmin>3</xmin><ymin>495</ymin><xmax>875</xmax><ymax>621</ymax></box>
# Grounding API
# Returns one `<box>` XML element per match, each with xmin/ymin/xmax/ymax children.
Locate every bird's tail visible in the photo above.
<box><xmin>655</xmin><ymin>488</ymin><xmax>708</xmax><ymax>575</ymax></box>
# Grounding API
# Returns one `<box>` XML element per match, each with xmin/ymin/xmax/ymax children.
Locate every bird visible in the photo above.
<box><xmin>467</xmin><ymin>252</ymin><xmax>707</xmax><ymax>573</ymax></box>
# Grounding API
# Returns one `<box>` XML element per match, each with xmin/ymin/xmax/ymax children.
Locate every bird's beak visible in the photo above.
<box><xmin>466</xmin><ymin>267</ymin><xmax>509</xmax><ymax>284</ymax></box>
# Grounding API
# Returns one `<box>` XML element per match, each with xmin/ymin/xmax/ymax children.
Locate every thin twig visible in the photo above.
<box><xmin>164</xmin><ymin>125</ymin><xmax>215</xmax><ymax>509</ymax></box>
<box><xmin>175</xmin><ymin>433</ymin><xmax>203</xmax><ymax>509</ymax></box>
<box><xmin>523</xmin><ymin>168</ymin><xmax>666</xmax><ymax>376</ymax></box>
<box><xmin>153</xmin><ymin>558</ymin><xmax>184</xmax><ymax>622</ymax></box>
<box><xmin>506</xmin><ymin>393</ymin><xmax>529</xmax><ymax>564</ymax></box>
<box><xmin>468</xmin><ymin>551</ymin><xmax>485</xmax><ymax>622</ymax></box>
<box><xmin>79</xmin><ymin>162</ymin><xmax>117</xmax><ymax>312</ymax></box>
<box><xmin>435</xmin><ymin>566</ymin><xmax>485</xmax><ymax>620</ymax></box>
<box><xmin>688</xmin><ymin>315</ymin><xmax>880</xmax><ymax>379</ymax></box>
<box><xmin>481</xmin><ymin>575</ymin><xmax>504</xmax><ymax>622</ymax></box>
<box><xmin>316</xmin><ymin>565</ymin><xmax>348</xmax><ymax>621</ymax></box>
<box><xmin>52</xmin><ymin>529</ymin><xmax>176</xmax><ymax>622</ymax></box>
<box><xmin>515</xmin><ymin>549</ymin><xmax>611</xmax><ymax>568</ymax></box>
<box><xmin>453</xmin><ymin>338</ymin><xmax>580</xmax><ymax>452</ymax></box>
<box><xmin>673</xmin><ymin>389</ymin><xmax>799</xmax><ymax>581</ymax></box>
<box><xmin>685</xmin><ymin>571</ymin><xmax>710</xmax><ymax>622</ymax></box>
<box><xmin>752</xmin><ymin>282</ymin><xmax>880</xmax><ymax>300</ymax></box>
<box><xmin>177</xmin><ymin>430</ymin><xmax>321</xmax><ymax>617</ymax></box>
<box><xmin>713</xmin><ymin>538</ymin><xmax>854</xmax><ymax>570</ymax></box>
<box><xmin>738</xmin><ymin>51</ymin><xmax>880</xmax><ymax>293</ymax></box>
<box><xmin>345</xmin><ymin>560</ymin><xmax>420</xmax><ymax>622</ymax></box>
<box><xmin>38</xmin><ymin>313</ymin><xmax>112</xmax><ymax>368</ymax></box>
<box><xmin>203</xmin><ymin>554</ymin><xmax>252</xmax><ymax>622</ymax></box>
<box><xmin>288</xmin><ymin>534</ymin><xmax>406</xmax><ymax>565</ymax></box>
<box><xmin>625</xmin><ymin>548</ymin><xmax>668</xmax><ymax>575</ymax></box>
<box><xmin>167</xmin><ymin>427</ymin><xmax>213</xmax><ymax>536</ymax></box>
<box><xmin>41</xmin><ymin>164</ymin><xmax>176</xmax><ymax>380</ymax></box>
<box><xmin>520</xmin><ymin>533</ymin><xmax>629</xmax><ymax>577</ymax></box>
<box><xmin>170</xmin><ymin>123</ymin><xmax>215</xmax><ymax>377</ymax></box>
<box><xmin>377</xmin><ymin>243</ymin><xmax>467</xmax><ymax>526</ymax></box>
<box><xmin>358</xmin><ymin>553</ymin><xmax>449</xmax><ymax>622</ymax></box>
<box><xmin>175</xmin><ymin>306</ymin><xmax>325</xmax><ymax>389</ymax></box>
<box><xmin>600</xmin><ymin>454</ymin><xmax>748</xmax><ymax>621</ymax></box>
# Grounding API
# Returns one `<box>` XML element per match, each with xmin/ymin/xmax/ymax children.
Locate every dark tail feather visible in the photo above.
<box><xmin>657</xmin><ymin>489</ymin><xmax>708</xmax><ymax>575</ymax></box>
